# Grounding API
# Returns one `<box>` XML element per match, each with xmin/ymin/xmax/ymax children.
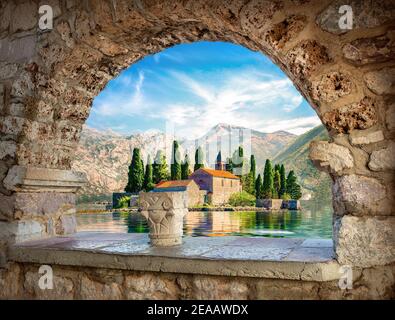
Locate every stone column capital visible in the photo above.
<box><xmin>139</xmin><ymin>191</ymin><xmax>188</xmax><ymax>246</ymax></box>
<box><xmin>3</xmin><ymin>166</ymin><xmax>87</xmax><ymax>193</ymax></box>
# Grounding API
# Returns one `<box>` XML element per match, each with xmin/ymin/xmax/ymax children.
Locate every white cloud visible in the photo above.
<box><xmin>92</xmin><ymin>67</ymin><xmax>319</xmax><ymax>137</ymax></box>
<box><xmin>93</xmin><ymin>71</ymin><xmax>145</xmax><ymax>116</ymax></box>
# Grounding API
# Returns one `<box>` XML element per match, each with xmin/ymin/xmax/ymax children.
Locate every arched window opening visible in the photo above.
<box><xmin>74</xmin><ymin>41</ymin><xmax>332</xmax><ymax>240</ymax></box>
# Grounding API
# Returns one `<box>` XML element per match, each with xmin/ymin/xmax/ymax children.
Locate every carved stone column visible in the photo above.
<box><xmin>0</xmin><ymin>166</ymin><xmax>87</xmax><ymax>244</ymax></box>
<box><xmin>139</xmin><ymin>192</ymin><xmax>188</xmax><ymax>246</ymax></box>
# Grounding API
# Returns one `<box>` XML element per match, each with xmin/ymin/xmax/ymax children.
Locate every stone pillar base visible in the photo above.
<box><xmin>150</xmin><ymin>235</ymin><xmax>182</xmax><ymax>246</ymax></box>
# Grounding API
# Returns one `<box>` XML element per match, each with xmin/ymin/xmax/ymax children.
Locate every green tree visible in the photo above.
<box><xmin>125</xmin><ymin>148</ymin><xmax>144</xmax><ymax>193</ymax></box>
<box><xmin>262</xmin><ymin>159</ymin><xmax>274</xmax><ymax>199</ymax></box>
<box><xmin>181</xmin><ymin>154</ymin><xmax>191</xmax><ymax>180</ymax></box>
<box><xmin>286</xmin><ymin>170</ymin><xmax>302</xmax><ymax>200</ymax></box>
<box><xmin>171</xmin><ymin>140</ymin><xmax>182</xmax><ymax>180</ymax></box>
<box><xmin>143</xmin><ymin>155</ymin><xmax>154</xmax><ymax>191</ymax></box>
<box><xmin>273</xmin><ymin>169</ymin><xmax>281</xmax><ymax>199</ymax></box>
<box><xmin>194</xmin><ymin>146</ymin><xmax>205</xmax><ymax>171</ymax></box>
<box><xmin>250</xmin><ymin>154</ymin><xmax>256</xmax><ymax>182</ymax></box>
<box><xmin>279</xmin><ymin>164</ymin><xmax>287</xmax><ymax>197</ymax></box>
<box><xmin>241</xmin><ymin>172</ymin><xmax>255</xmax><ymax>195</ymax></box>
<box><xmin>153</xmin><ymin>150</ymin><xmax>169</xmax><ymax>184</ymax></box>
<box><xmin>255</xmin><ymin>174</ymin><xmax>263</xmax><ymax>199</ymax></box>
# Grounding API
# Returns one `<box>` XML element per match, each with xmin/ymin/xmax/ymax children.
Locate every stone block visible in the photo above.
<box><xmin>3</xmin><ymin>166</ymin><xmax>87</xmax><ymax>193</ymax></box>
<box><xmin>310</xmin><ymin>141</ymin><xmax>354</xmax><ymax>174</ymax></box>
<box><xmin>0</xmin><ymin>62</ymin><xmax>19</xmax><ymax>80</ymax></box>
<box><xmin>364</xmin><ymin>67</ymin><xmax>395</xmax><ymax>96</ymax></box>
<box><xmin>239</xmin><ymin>0</ymin><xmax>283</xmax><ymax>34</ymax></box>
<box><xmin>349</xmin><ymin>130</ymin><xmax>384</xmax><ymax>146</ymax></box>
<box><xmin>0</xmin><ymin>2</ymin><xmax>12</xmax><ymax>33</ymax></box>
<box><xmin>0</xmin><ymin>116</ymin><xmax>27</xmax><ymax>136</ymax></box>
<box><xmin>343</xmin><ymin>31</ymin><xmax>395</xmax><ymax>65</ymax></box>
<box><xmin>125</xmin><ymin>273</ymin><xmax>178</xmax><ymax>300</ymax></box>
<box><xmin>0</xmin><ymin>35</ymin><xmax>37</xmax><ymax>63</ymax></box>
<box><xmin>0</xmin><ymin>220</ymin><xmax>44</xmax><ymax>243</ymax></box>
<box><xmin>322</xmin><ymin>97</ymin><xmax>377</xmax><ymax>133</ymax></box>
<box><xmin>317</xmin><ymin>0</ymin><xmax>395</xmax><ymax>34</ymax></box>
<box><xmin>334</xmin><ymin>215</ymin><xmax>395</xmax><ymax>268</ymax></box>
<box><xmin>368</xmin><ymin>142</ymin><xmax>395</xmax><ymax>171</ymax></box>
<box><xmin>11</xmin><ymin>2</ymin><xmax>37</xmax><ymax>33</ymax></box>
<box><xmin>24</xmin><ymin>270</ymin><xmax>74</xmax><ymax>300</ymax></box>
<box><xmin>312</xmin><ymin>71</ymin><xmax>352</xmax><ymax>103</ymax></box>
<box><xmin>386</xmin><ymin>105</ymin><xmax>395</xmax><ymax>132</ymax></box>
<box><xmin>11</xmin><ymin>71</ymin><xmax>35</xmax><ymax>98</ymax></box>
<box><xmin>13</xmin><ymin>192</ymin><xmax>76</xmax><ymax>218</ymax></box>
<box><xmin>0</xmin><ymin>140</ymin><xmax>16</xmax><ymax>160</ymax></box>
<box><xmin>286</xmin><ymin>40</ymin><xmax>330</xmax><ymax>79</ymax></box>
<box><xmin>256</xmin><ymin>199</ymin><xmax>283</xmax><ymax>210</ymax></box>
<box><xmin>332</xmin><ymin>174</ymin><xmax>387</xmax><ymax>215</ymax></box>
<box><xmin>80</xmin><ymin>275</ymin><xmax>122</xmax><ymax>300</ymax></box>
<box><xmin>282</xmin><ymin>200</ymin><xmax>301</xmax><ymax>210</ymax></box>
<box><xmin>192</xmin><ymin>276</ymin><xmax>248</xmax><ymax>300</ymax></box>
<box><xmin>264</xmin><ymin>15</ymin><xmax>306</xmax><ymax>50</ymax></box>
<box><xmin>255</xmin><ymin>278</ymin><xmax>319</xmax><ymax>299</ymax></box>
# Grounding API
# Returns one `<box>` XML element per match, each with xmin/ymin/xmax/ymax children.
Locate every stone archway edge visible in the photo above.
<box><xmin>3</xmin><ymin>165</ymin><xmax>87</xmax><ymax>193</ymax></box>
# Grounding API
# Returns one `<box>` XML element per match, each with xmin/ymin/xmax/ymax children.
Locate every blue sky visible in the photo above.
<box><xmin>87</xmin><ymin>41</ymin><xmax>321</xmax><ymax>138</ymax></box>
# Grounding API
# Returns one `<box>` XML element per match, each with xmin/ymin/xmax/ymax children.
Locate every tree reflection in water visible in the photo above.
<box><xmin>77</xmin><ymin>201</ymin><xmax>332</xmax><ymax>239</ymax></box>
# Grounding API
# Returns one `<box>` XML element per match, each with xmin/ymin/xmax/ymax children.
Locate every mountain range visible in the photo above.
<box><xmin>72</xmin><ymin>124</ymin><xmax>331</xmax><ymax>201</ymax></box>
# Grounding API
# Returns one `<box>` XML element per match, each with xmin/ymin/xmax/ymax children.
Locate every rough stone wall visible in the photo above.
<box><xmin>0</xmin><ymin>262</ymin><xmax>394</xmax><ymax>300</ymax></box>
<box><xmin>0</xmin><ymin>0</ymin><xmax>394</xmax><ymax>295</ymax></box>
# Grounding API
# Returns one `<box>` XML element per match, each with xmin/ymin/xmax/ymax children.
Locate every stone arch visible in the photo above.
<box><xmin>0</xmin><ymin>0</ymin><xmax>394</xmax><ymax>275</ymax></box>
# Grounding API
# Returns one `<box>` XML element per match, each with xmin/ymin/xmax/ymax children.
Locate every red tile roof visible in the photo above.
<box><xmin>155</xmin><ymin>180</ymin><xmax>194</xmax><ymax>188</ymax></box>
<box><xmin>193</xmin><ymin>168</ymin><xmax>240</xmax><ymax>179</ymax></box>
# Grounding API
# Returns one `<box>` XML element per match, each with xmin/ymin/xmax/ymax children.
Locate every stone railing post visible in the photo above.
<box><xmin>139</xmin><ymin>191</ymin><xmax>188</xmax><ymax>246</ymax></box>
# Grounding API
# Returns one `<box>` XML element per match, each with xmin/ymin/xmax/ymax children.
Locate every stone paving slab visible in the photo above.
<box><xmin>9</xmin><ymin>233</ymin><xmax>339</xmax><ymax>281</ymax></box>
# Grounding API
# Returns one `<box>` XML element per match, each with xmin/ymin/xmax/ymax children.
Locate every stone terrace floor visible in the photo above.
<box><xmin>10</xmin><ymin>233</ymin><xmax>339</xmax><ymax>281</ymax></box>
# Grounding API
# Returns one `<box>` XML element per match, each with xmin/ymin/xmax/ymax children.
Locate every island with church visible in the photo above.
<box><xmin>112</xmin><ymin>140</ymin><xmax>302</xmax><ymax>211</ymax></box>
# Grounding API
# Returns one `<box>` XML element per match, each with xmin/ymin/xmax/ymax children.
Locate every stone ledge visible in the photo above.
<box><xmin>3</xmin><ymin>166</ymin><xmax>87</xmax><ymax>192</ymax></box>
<box><xmin>9</xmin><ymin>233</ymin><xmax>341</xmax><ymax>282</ymax></box>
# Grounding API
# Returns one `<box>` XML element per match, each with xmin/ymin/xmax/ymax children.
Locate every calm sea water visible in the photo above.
<box><xmin>77</xmin><ymin>201</ymin><xmax>333</xmax><ymax>239</ymax></box>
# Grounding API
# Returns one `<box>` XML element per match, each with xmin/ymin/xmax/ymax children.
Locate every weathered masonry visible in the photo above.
<box><xmin>0</xmin><ymin>0</ymin><xmax>394</xmax><ymax>299</ymax></box>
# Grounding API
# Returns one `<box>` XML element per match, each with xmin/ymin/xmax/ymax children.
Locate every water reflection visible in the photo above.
<box><xmin>77</xmin><ymin>201</ymin><xmax>333</xmax><ymax>239</ymax></box>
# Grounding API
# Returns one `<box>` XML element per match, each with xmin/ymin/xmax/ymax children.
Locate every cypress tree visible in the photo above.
<box><xmin>262</xmin><ymin>159</ymin><xmax>274</xmax><ymax>199</ymax></box>
<box><xmin>255</xmin><ymin>174</ymin><xmax>263</xmax><ymax>199</ymax></box>
<box><xmin>153</xmin><ymin>150</ymin><xmax>169</xmax><ymax>184</ymax></box>
<box><xmin>194</xmin><ymin>146</ymin><xmax>204</xmax><ymax>171</ymax></box>
<box><xmin>273</xmin><ymin>170</ymin><xmax>281</xmax><ymax>199</ymax></box>
<box><xmin>125</xmin><ymin>148</ymin><xmax>144</xmax><ymax>193</ymax></box>
<box><xmin>171</xmin><ymin>140</ymin><xmax>182</xmax><ymax>180</ymax></box>
<box><xmin>141</xmin><ymin>158</ymin><xmax>145</xmax><ymax>182</ymax></box>
<box><xmin>181</xmin><ymin>154</ymin><xmax>190</xmax><ymax>180</ymax></box>
<box><xmin>143</xmin><ymin>155</ymin><xmax>154</xmax><ymax>191</ymax></box>
<box><xmin>250</xmin><ymin>154</ymin><xmax>256</xmax><ymax>182</ymax></box>
<box><xmin>286</xmin><ymin>170</ymin><xmax>302</xmax><ymax>200</ymax></box>
<box><xmin>279</xmin><ymin>164</ymin><xmax>287</xmax><ymax>197</ymax></box>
